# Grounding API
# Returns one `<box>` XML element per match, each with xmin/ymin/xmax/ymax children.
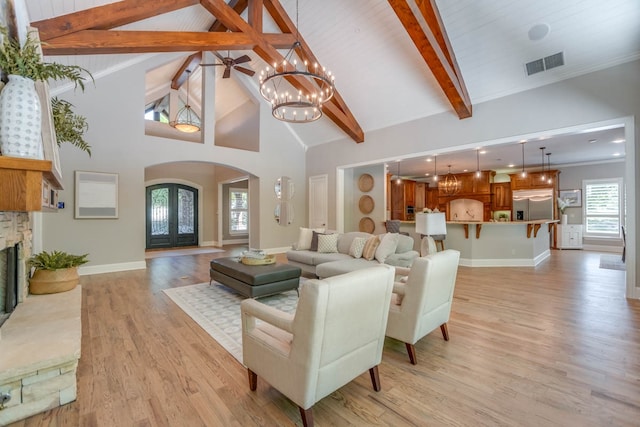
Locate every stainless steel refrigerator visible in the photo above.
<box><xmin>512</xmin><ymin>189</ymin><xmax>554</xmax><ymax>221</ymax></box>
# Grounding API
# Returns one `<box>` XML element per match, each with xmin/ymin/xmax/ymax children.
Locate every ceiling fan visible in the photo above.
<box><xmin>200</xmin><ymin>52</ymin><xmax>255</xmax><ymax>79</ymax></box>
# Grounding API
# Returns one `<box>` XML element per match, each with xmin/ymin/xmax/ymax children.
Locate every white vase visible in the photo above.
<box><xmin>561</xmin><ymin>214</ymin><xmax>568</xmax><ymax>224</ymax></box>
<box><xmin>0</xmin><ymin>74</ymin><xmax>43</xmax><ymax>159</ymax></box>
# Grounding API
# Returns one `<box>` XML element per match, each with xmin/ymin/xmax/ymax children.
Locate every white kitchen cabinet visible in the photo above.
<box><xmin>557</xmin><ymin>224</ymin><xmax>583</xmax><ymax>249</ymax></box>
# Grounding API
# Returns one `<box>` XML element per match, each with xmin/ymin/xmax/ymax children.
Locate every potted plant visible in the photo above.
<box><xmin>51</xmin><ymin>96</ymin><xmax>91</xmax><ymax>156</ymax></box>
<box><xmin>0</xmin><ymin>26</ymin><xmax>93</xmax><ymax>158</ymax></box>
<box><xmin>27</xmin><ymin>250</ymin><xmax>89</xmax><ymax>294</ymax></box>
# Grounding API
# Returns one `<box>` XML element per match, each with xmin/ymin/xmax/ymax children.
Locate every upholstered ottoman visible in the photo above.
<box><xmin>209</xmin><ymin>257</ymin><xmax>301</xmax><ymax>298</ymax></box>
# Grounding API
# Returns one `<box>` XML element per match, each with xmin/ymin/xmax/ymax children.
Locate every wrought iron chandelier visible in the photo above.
<box><xmin>258</xmin><ymin>0</ymin><xmax>335</xmax><ymax>123</ymax></box>
<box><xmin>170</xmin><ymin>70</ymin><xmax>200</xmax><ymax>133</ymax></box>
<box><xmin>440</xmin><ymin>165</ymin><xmax>460</xmax><ymax>196</ymax></box>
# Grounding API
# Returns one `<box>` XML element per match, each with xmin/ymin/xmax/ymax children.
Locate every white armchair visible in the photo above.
<box><xmin>386</xmin><ymin>249</ymin><xmax>460</xmax><ymax>364</ymax></box>
<box><xmin>241</xmin><ymin>265</ymin><xmax>395</xmax><ymax>427</ymax></box>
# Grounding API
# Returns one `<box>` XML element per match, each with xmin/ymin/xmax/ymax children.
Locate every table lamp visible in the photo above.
<box><xmin>415</xmin><ymin>212</ymin><xmax>447</xmax><ymax>251</ymax></box>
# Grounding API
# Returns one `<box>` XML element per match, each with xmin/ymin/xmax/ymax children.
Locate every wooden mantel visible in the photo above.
<box><xmin>0</xmin><ymin>156</ymin><xmax>63</xmax><ymax>212</ymax></box>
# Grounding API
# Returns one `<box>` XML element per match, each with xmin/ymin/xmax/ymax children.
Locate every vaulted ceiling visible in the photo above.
<box><xmin>24</xmin><ymin>0</ymin><xmax>640</xmax><ymax>165</ymax></box>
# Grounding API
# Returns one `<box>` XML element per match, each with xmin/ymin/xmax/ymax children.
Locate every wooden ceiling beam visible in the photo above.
<box><xmin>201</xmin><ymin>0</ymin><xmax>364</xmax><ymax>142</ymax></box>
<box><xmin>388</xmin><ymin>0</ymin><xmax>472</xmax><ymax>119</ymax></box>
<box><xmin>263</xmin><ymin>0</ymin><xmax>361</xmax><ymax>136</ymax></box>
<box><xmin>31</xmin><ymin>0</ymin><xmax>199</xmax><ymax>41</ymax></box>
<box><xmin>209</xmin><ymin>0</ymin><xmax>248</xmax><ymax>32</ymax></box>
<box><xmin>40</xmin><ymin>31</ymin><xmax>296</xmax><ymax>55</ymax></box>
<box><xmin>172</xmin><ymin>52</ymin><xmax>203</xmax><ymax>90</ymax></box>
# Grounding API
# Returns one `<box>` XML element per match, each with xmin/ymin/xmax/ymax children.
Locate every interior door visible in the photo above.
<box><xmin>309</xmin><ymin>174</ymin><xmax>328</xmax><ymax>228</ymax></box>
<box><xmin>146</xmin><ymin>184</ymin><xmax>198</xmax><ymax>249</ymax></box>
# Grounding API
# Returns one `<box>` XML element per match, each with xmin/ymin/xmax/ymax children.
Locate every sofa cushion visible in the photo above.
<box><xmin>375</xmin><ymin>233</ymin><xmax>399</xmax><ymax>263</ymax></box>
<box><xmin>396</xmin><ymin>234</ymin><xmax>415</xmax><ymax>253</ymax></box>
<box><xmin>318</xmin><ymin>233</ymin><xmax>339</xmax><ymax>253</ymax></box>
<box><xmin>310</xmin><ymin>231</ymin><xmax>326</xmax><ymax>251</ymax></box>
<box><xmin>316</xmin><ymin>258</ymin><xmax>381</xmax><ymax>279</ymax></box>
<box><xmin>362</xmin><ymin>236</ymin><xmax>380</xmax><ymax>261</ymax></box>
<box><xmin>286</xmin><ymin>250</ymin><xmax>350</xmax><ymax>266</ymax></box>
<box><xmin>348</xmin><ymin>237</ymin><xmax>368</xmax><ymax>258</ymax></box>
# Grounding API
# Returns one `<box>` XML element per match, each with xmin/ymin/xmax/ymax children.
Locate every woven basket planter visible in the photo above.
<box><xmin>29</xmin><ymin>267</ymin><xmax>79</xmax><ymax>294</ymax></box>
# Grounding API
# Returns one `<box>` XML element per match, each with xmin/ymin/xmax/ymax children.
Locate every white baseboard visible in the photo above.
<box><xmin>582</xmin><ymin>244</ymin><xmax>622</xmax><ymax>253</ymax></box>
<box><xmin>222</xmin><ymin>239</ymin><xmax>249</xmax><ymax>245</ymax></box>
<box><xmin>79</xmin><ymin>261</ymin><xmax>146</xmax><ymax>276</ymax></box>
<box><xmin>200</xmin><ymin>241</ymin><xmax>218</xmax><ymax>247</ymax></box>
<box><xmin>459</xmin><ymin>250</ymin><xmax>550</xmax><ymax>267</ymax></box>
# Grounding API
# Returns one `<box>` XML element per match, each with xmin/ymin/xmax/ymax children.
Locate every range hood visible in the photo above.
<box><xmin>512</xmin><ymin>189</ymin><xmax>553</xmax><ymax>201</ymax></box>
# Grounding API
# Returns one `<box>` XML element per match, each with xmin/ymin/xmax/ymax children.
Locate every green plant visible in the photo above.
<box><xmin>51</xmin><ymin>97</ymin><xmax>91</xmax><ymax>156</ymax></box>
<box><xmin>0</xmin><ymin>26</ymin><xmax>93</xmax><ymax>89</ymax></box>
<box><xmin>28</xmin><ymin>250</ymin><xmax>89</xmax><ymax>271</ymax></box>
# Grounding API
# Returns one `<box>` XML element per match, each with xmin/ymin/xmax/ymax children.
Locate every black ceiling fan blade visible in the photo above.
<box><xmin>223</xmin><ymin>67</ymin><xmax>231</xmax><ymax>79</ymax></box>
<box><xmin>233</xmin><ymin>55</ymin><xmax>251</xmax><ymax>64</ymax></box>
<box><xmin>199</xmin><ymin>63</ymin><xmax>224</xmax><ymax>67</ymax></box>
<box><xmin>234</xmin><ymin>66</ymin><xmax>255</xmax><ymax>76</ymax></box>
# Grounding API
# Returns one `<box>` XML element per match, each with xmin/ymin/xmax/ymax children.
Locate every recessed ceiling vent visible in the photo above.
<box><xmin>525</xmin><ymin>52</ymin><xmax>564</xmax><ymax>76</ymax></box>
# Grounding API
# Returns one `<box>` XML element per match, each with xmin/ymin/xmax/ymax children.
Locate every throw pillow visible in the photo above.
<box><xmin>361</xmin><ymin>235</ymin><xmax>380</xmax><ymax>261</ymax></box>
<box><xmin>296</xmin><ymin>227</ymin><xmax>325</xmax><ymax>250</ymax></box>
<box><xmin>310</xmin><ymin>231</ymin><xmax>326</xmax><ymax>251</ymax></box>
<box><xmin>375</xmin><ymin>232</ymin><xmax>400</xmax><ymax>263</ymax></box>
<box><xmin>317</xmin><ymin>233</ymin><xmax>339</xmax><ymax>253</ymax></box>
<box><xmin>348</xmin><ymin>237</ymin><xmax>368</xmax><ymax>258</ymax></box>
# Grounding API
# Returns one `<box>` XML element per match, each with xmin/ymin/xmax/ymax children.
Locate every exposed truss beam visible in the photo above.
<box><xmin>40</xmin><ymin>31</ymin><xmax>296</xmax><ymax>55</ymax></box>
<box><xmin>31</xmin><ymin>0</ymin><xmax>365</xmax><ymax>143</ymax></box>
<box><xmin>172</xmin><ymin>52</ymin><xmax>203</xmax><ymax>90</ymax></box>
<box><xmin>388</xmin><ymin>0</ymin><xmax>472</xmax><ymax>119</ymax></box>
<box><xmin>32</xmin><ymin>0</ymin><xmax>199</xmax><ymax>41</ymax></box>
<box><xmin>200</xmin><ymin>0</ymin><xmax>364</xmax><ymax>142</ymax></box>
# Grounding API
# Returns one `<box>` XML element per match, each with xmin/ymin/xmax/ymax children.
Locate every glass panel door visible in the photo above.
<box><xmin>146</xmin><ymin>184</ymin><xmax>198</xmax><ymax>249</ymax></box>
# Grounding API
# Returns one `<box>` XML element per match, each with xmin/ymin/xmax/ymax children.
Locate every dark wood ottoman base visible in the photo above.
<box><xmin>210</xmin><ymin>257</ymin><xmax>301</xmax><ymax>298</ymax></box>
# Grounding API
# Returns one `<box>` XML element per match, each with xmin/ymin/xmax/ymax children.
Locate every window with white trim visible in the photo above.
<box><xmin>583</xmin><ymin>178</ymin><xmax>623</xmax><ymax>238</ymax></box>
<box><xmin>229</xmin><ymin>188</ymin><xmax>248</xmax><ymax>235</ymax></box>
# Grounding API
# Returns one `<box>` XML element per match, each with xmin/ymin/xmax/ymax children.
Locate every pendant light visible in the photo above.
<box><xmin>475</xmin><ymin>148</ymin><xmax>481</xmax><ymax>178</ymax></box>
<box><xmin>396</xmin><ymin>161</ymin><xmax>401</xmax><ymax>184</ymax></box>
<box><xmin>170</xmin><ymin>69</ymin><xmax>201</xmax><ymax>133</ymax></box>
<box><xmin>540</xmin><ymin>147</ymin><xmax>546</xmax><ymax>181</ymax></box>
<box><xmin>441</xmin><ymin>165</ymin><xmax>460</xmax><ymax>196</ymax></box>
<box><xmin>520</xmin><ymin>142</ymin><xmax>527</xmax><ymax>178</ymax></box>
<box><xmin>546</xmin><ymin>152</ymin><xmax>553</xmax><ymax>184</ymax></box>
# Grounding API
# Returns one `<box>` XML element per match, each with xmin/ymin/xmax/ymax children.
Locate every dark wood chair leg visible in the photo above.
<box><xmin>247</xmin><ymin>369</ymin><xmax>257</xmax><ymax>391</ymax></box>
<box><xmin>369</xmin><ymin>365</ymin><xmax>381</xmax><ymax>391</ymax></box>
<box><xmin>299</xmin><ymin>406</ymin><xmax>314</xmax><ymax>427</ymax></box>
<box><xmin>440</xmin><ymin>323</ymin><xmax>450</xmax><ymax>341</ymax></box>
<box><xmin>405</xmin><ymin>343</ymin><xmax>417</xmax><ymax>365</ymax></box>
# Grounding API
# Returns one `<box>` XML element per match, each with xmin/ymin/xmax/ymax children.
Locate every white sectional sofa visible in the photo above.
<box><xmin>286</xmin><ymin>231</ymin><xmax>419</xmax><ymax>278</ymax></box>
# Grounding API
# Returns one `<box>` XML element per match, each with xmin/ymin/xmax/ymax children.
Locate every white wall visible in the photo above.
<box><xmin>306</xmin><ymin>60</ymin><xmax>639</xmax><ymax>298</ymax></box>
<box><xmin>42</xmin><ymin>54</ymin><xmax>306</xmax><ymax>272</ymax></box>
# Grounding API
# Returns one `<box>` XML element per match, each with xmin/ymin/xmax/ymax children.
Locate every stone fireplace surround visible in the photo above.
<box><xmin>0</xmin><ymin>212</ymin><xmax>81</xmax><ymax>425</ymax></box>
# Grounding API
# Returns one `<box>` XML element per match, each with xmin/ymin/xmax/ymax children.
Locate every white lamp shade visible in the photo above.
<box><xmin>415</xmin><ymin>212</ymin><xmax>447</xmax><ymax>236</ymax></box>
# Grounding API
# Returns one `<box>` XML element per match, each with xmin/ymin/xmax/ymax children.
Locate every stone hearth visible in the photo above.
<box><xmin>0</xmin><ymin>212</ymin><xmax>82</xmax><ymax>424</ymax></box>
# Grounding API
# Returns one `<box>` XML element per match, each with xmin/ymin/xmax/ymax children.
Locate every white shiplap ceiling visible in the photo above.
<box><xmin>24</xmin><ymin>0</ymin><xmax>640</xmax><ymax>168</ymax></box>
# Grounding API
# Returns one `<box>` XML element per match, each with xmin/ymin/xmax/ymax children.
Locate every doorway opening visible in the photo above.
<box><xmin>146</xmin><ymin>183</ymin><xmax>199</xmax><ymax>249</ymax></box>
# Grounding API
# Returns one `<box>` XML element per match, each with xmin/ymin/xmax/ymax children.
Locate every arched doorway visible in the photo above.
<box><xmin>146</xmin><ymin>183</ymin><xmax>198</xmax><ymax>249</ymax></box>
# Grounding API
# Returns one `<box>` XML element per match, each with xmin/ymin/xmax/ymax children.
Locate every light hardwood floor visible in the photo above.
<box><xmin>9</xmin><ymin>248</ymin><xmax>640</xmax><ymax>426</ymax></box>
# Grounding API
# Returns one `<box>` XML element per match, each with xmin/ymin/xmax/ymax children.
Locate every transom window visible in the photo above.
<box><xmin>229</xmin><ymin>188</ymin><xmax>248</xmax><ymax>235</ymax></box>
<box><xmin>583</xmin><ymin>178</ymin><xmax>623</xmax><ymax>238</ymax></box>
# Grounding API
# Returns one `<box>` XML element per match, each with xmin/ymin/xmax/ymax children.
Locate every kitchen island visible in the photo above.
<box><xmin>398</xmin><ymin>220</ymin><xmax>558</xmax><ymax>267</ymax></box>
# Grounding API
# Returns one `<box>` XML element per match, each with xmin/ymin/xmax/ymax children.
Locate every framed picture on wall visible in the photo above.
<box><xmin>559</xmin><ymin>189</ymin><xmax>582</xmax><ymax>207</ymax></box>
<box><xmin>75</xmin><ymin>171</ymin><xmax>119</xmax><ymax>219</ymax></box>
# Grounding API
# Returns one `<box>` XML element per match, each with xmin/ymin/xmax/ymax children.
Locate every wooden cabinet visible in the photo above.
<box><xmin>557</xmin><ymin>224</ymin><xmax>583</xmax><ymax>249</ymax></box>
<box><xmin>426</xmin><ymin>187</ymin><xmax>439</xmax><ymax>210</ymax></box>
<box><xmin>390</xmin><ymin>179</ymin><xmax>415</xmax><ymax>220</ymax></box>
<box><xmin>0</xmin><ymin>157</ymin><xmax>62</xmax><ymax>212</ymax></box>
<box><xmin>491</xmin><ymin>182</ymin><xmax>512</xmax><ymax>211</ymax></box>
<box><xmin>415</xmin><ymin>182</ymin><xmax>425</xmax><ymax>211</ymax></box>
<box><xmin>510</xmin><ymin>170</ymin><xmax>558</xmax><ymax>190</ymax></box>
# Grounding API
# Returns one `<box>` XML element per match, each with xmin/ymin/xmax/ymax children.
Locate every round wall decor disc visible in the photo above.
<box><xmin>359</xmin><ymin>217</ymin><xmax>375</xmax><ymax>233</ymax></box>
<box><xmin>359</xmin><ymin>195</ymin><xmax>375</xmax><ymax>214</ymax></box>
<box><xmin>358</xmin><ymin>174</ymin><xmax>374</xmax><ymax>192</ymax></box>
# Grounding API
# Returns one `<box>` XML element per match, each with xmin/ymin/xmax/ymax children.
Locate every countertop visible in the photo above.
<box><xmin>400</xmin><ymin>219</ymin><xmax>559</xmax><ymax>225</ymax></box>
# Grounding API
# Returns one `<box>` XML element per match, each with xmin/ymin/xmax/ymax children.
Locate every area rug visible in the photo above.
<box><xmin>599</xmin><ymin>254</ymin><xmax>626</xmax><ymax>271</ymax></box>
<box><xmin>163</xmin><ymin>282</ymin><xmax>300</xmax><ymax>364</ymax></box>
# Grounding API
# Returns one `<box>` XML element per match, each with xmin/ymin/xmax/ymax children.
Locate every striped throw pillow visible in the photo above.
<box><xmin>361</xmin><ymin>236</ymin><xmax>380</xmax><ymax>261</ymax></box>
